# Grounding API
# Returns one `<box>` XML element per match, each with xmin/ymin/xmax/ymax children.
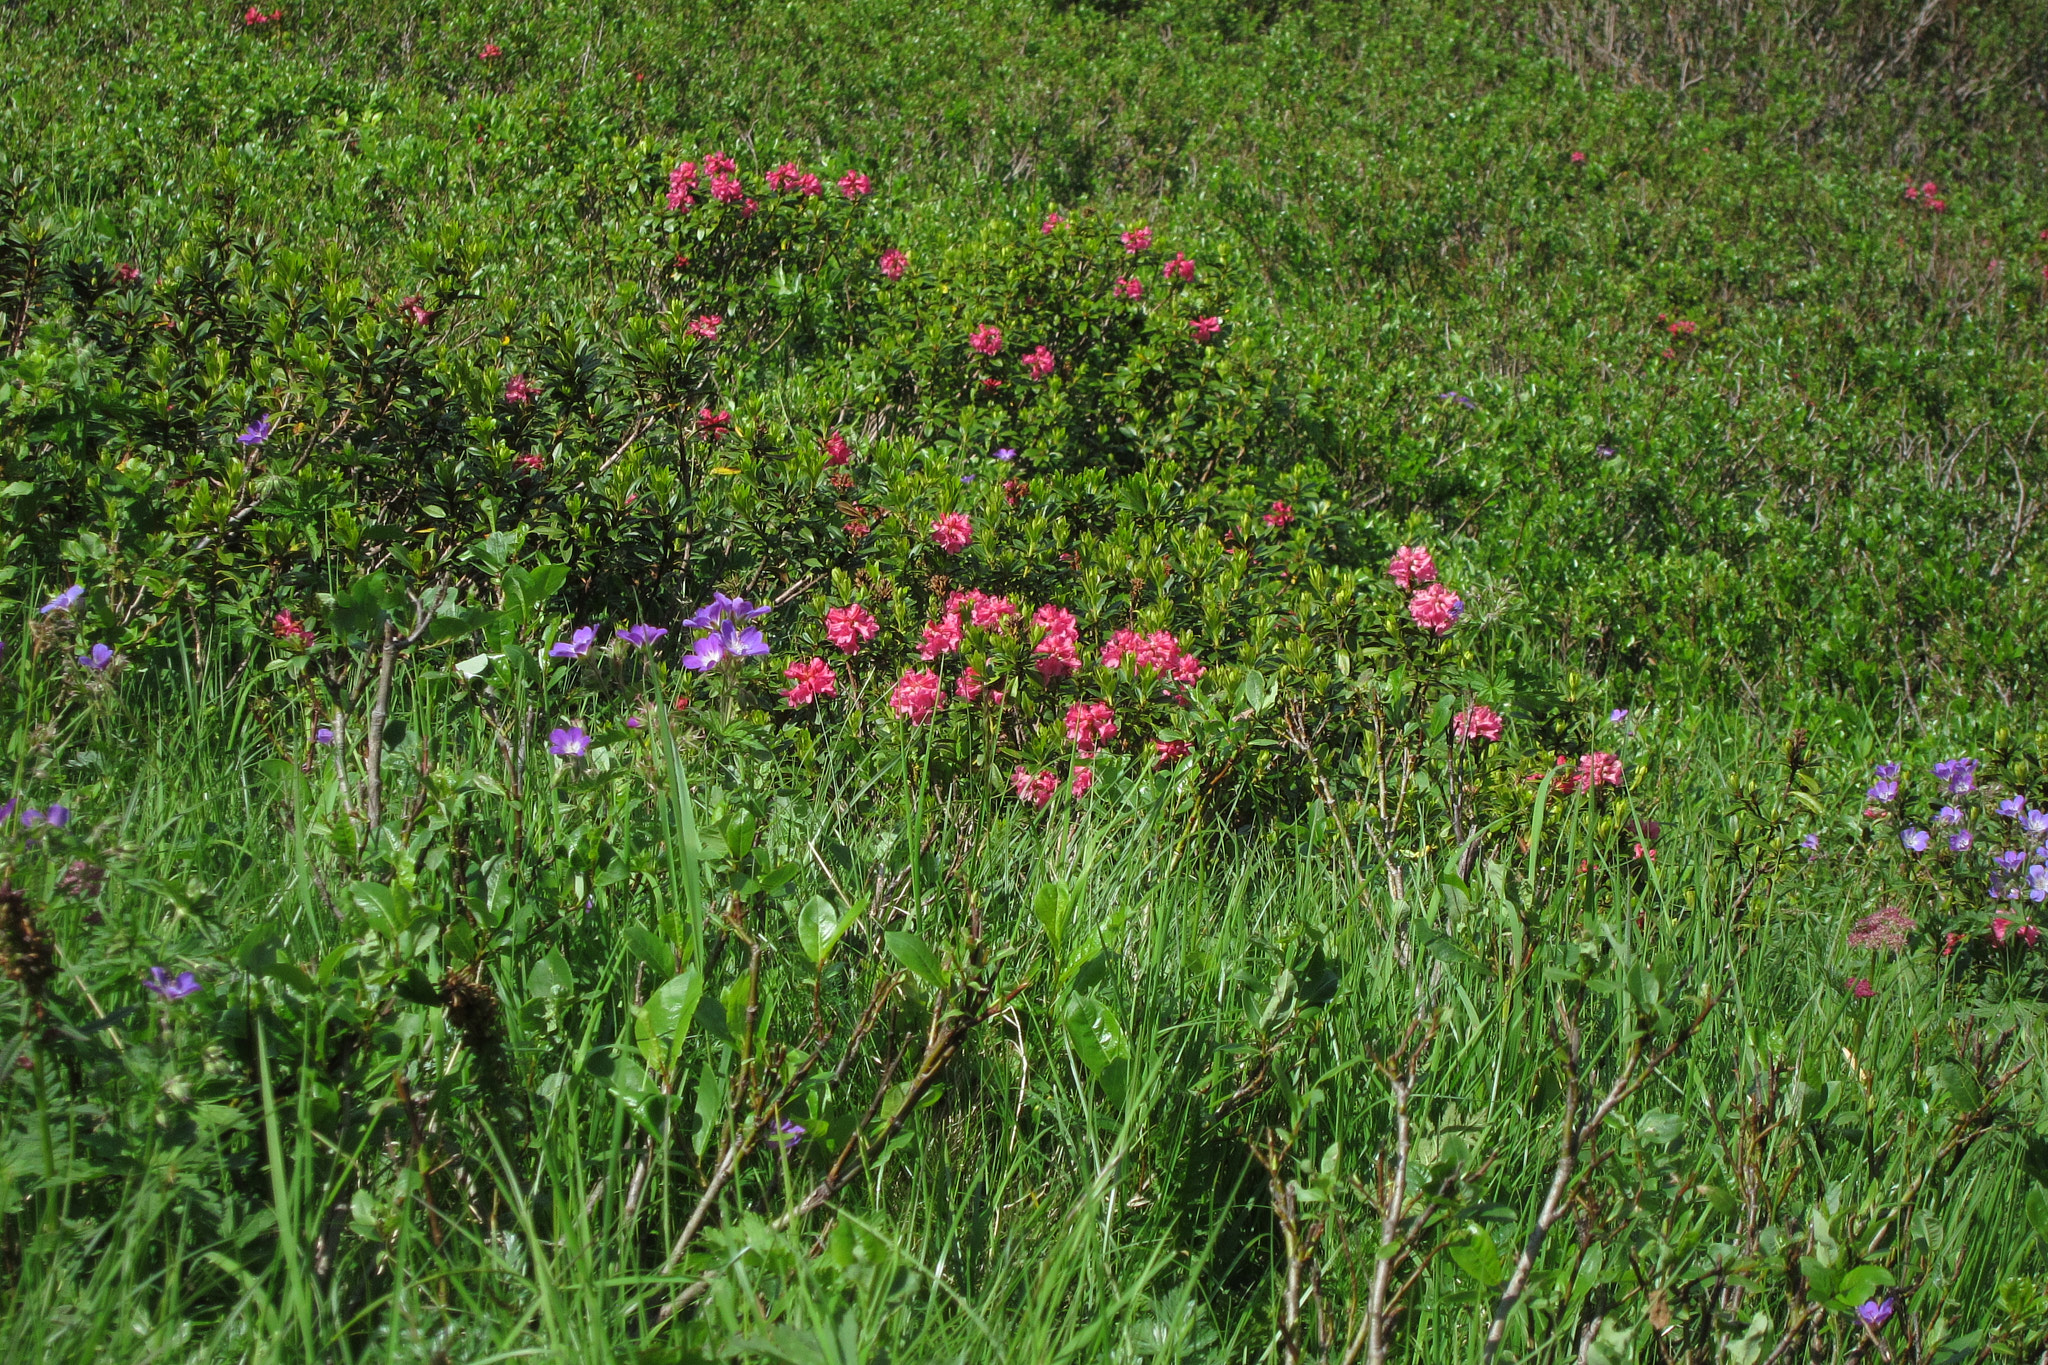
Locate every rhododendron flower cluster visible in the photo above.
<box><xmin>1064</xmin><ymin>701</ymin><xmax>1117</xmax><ymax>755</ymax></box>
<box><xmin>1452</xmin><ymin>704</ymin><xmax>1502</xmax><ymax>742</ymax></box>
<box><xmin>697</xmin><ymin>408</ymin><xmax>732</xmax><ymax>440</ymax></box>
<box><xmin>504</xmin><ymin>372</ymin><xmax>538</xmax><ymax>405</ymax></box>
<box><xmin>838</xmin><ymin>170</ymin><xmax>870</xmax><ymax>200</ymax></box>
<box><xmin>781</xmin><ymin>657</ymin><xmax>837</xmax><ymax>706</ymax></box>
<box><xmin>1163</xmin><ymin>253</ymin><xmax>1195</xmax><ymax>282</ymax></box>
<box><xmin>1114</xmin><ymin>277</ymin><xmax>1143</xmax><ymax>300</ymax></box>
<box><xmin>273</xmin><ymin>611</ymin><xmax>315</xmax><ymax>645</ymax></box>
<box><xmin>1407</xmin><ymin>583</ymin><xmax>1463</xmax><ymax>635</ymax></box>
<box><xmin>1099</xmin><ymin>629</ymin><xmax>1203</xmax><ymax>683</ymax></box>
<box><xmin>1155</xmin><ymin>739</ymin><xmax>1192</xmax><ymax>766</ymax></box>
<box><xmin>1191</xmin><ymin>316</ymin><xmax>1222</xmax><ymax>342</ymax></box>
<box><xmin>1041</xmin><ymin>213</ymin><xmax>1064</xmax><ymax>233</ymax></box>
<box><xmin>918</xmin><ymin>613</ymin><xmax>964</xmax><ymax>660</ymax></box>
<box><xmin>824</xmin><ymin>431</ymin><xmax>852</xmax><ymax>465</ymax></box>
<box><xmin>479</xmin><ymin>42</ymin><xmax>502</xmax><ymax>60</ymax></box>
<box><xmin>824</xmin><ymin>603</ymin><xmax>879</xmax><ymax>654</ymax></box>
<box><xmin>1121</xmin><ymin>226</ymin><xmax>1152</xmax><ymax>253</ymax></box>
<box><xmin>1263</xmin><ymin>500</ymin><xmax>1292</xmax><ymax>528</ymax></box>
<box><xmin>1541</xmin><ymin>751</ymin><xmax>1624</xmax><ymax>794</ymax></box>
<box><xmin>687</xmin><ymin>314</ymin><xmax>721</xmax><ymax>340</ymax></box>
<box><xmin>930</xmin><ymin>513</ymin><xmax>973</xmax><ymax>554</ymax></box>
<box><xmin>955</xmin><ymin>667</ymin><xmax>990</xmax><ymax>703</ymax></box>
<box><xmin>1022</xmin><ymin>345</ymin><xmax>1056</xmax><ymax>379</ymax></box>
<box><xmin>1013</xmin><ymin>767</ymin><xmax>1059</xmax><ymax>809</ymax></box>
<box><xmin>1903</xmin><ymin>180</ymin><xmax>1946</xmax><ymax>211</ymax></box>
<box><xmin>947</xmin><ymin>590</ymin><xmax>1018</xmax><ymax>630</ymax></box>
<box><xmin>1032</xmin><ymin>605</ymin><xmax>1080</xmax><ymax>678</ymax></box>
<box><xmin>667</xmin><ymin>161</ymin><xmax>698</xmax><ymax>211</ymax></box>
<box><xmin>115</xmin><ymin>263</ymin><xmax>141</xmax><ymax>284</ymax></box>
<box><xmin>879</xmin><ymin>249</ymin><xmax>907</xmax><ymax>280</ymax></box>
<box><xmin>891</xmin><ymin>670</ymin><xmax>943</xmax><ymax>724</ymax></box>
<box><xmin>1070</xmin><ymin>767</ymin><xmax>1094</xmax><ymax>798</ymax></box>
<box><xmin>243</xmin><ymin>6</ymin><xmax>282</xmax><ymax>25</ymax></box>
<box><xmin>1388</xmin><ymin>544</ymin><xmax>1436</xmax><ymax>589</ymax></box>
<box><xmin>765</xmin><ymin>161</ymin><xmax>822</xmax><ymax>196</ymax></box>
<box><xmin>968</xmin><ymin>324</ymin><xmax>1003</xmax><ymax>356</ymax></box>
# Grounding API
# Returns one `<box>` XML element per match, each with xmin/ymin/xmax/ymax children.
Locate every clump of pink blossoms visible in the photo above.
<box><xmin>838</xmin><ymin>170</ymin><xmax>871</xmax><ymax>199</ymax></box>
<box><xmin>1388</xmin><ymin>544</ymin><xmax>1437</xmax><ymax>589</ymax></box>
<box><xmin>930</xmin><ymin>513</ymin><xmax>973</xmax><ymax>554</ymax></box>
<box><xmin>1163</xmin><ymin>253</ymin><xmax>1194</xmax><ymax>282</ymax></box>
<box><xmin>946</xmin><ymin>590</ymin><xmax>1018</xmax><ymax>630</ymax></box>
<box><xmin>781</xmin><ymin>657</ymin><xmax>837</xmax><ymax>707</ymax></box>
<box><xmin>1263</xmin><ymin>500</ymin><xmax>1293</xmax><ymax>528</ymax></box>
<box><xmin>1847</xmin><ymin>905</ymin><xmax>1915</xmax><ymax>954</ymax></box>
<box><xmin>919</xmin><ymin>613</ymin><xmax>964</xmax><ymax>660</ymax></box>
<box><xmin>1453</xmin><ymin>705</ymin><xmax>1503</xmax><ymax>742</ymax></box>
<box><xmin>1100</xmin><ymin>629</ymin><xmax>1203</xmax><ymax>684</ymax></box>
<box><xmin>1033</xmin><ymin>604</ymin><xmax>1080</xmax><ymax>679</ymax></box>
<box><xmin>1071</xmin><ymin>767</ymin><xmax>1094</xmax><ymax>798</ymax></box>
<box><xmin>824</xmin><ymin>603</ymin><xmax>879</xmax><ymax>655</ymax></box>
<box><xmin>824</xmin><ymin>431</ymin><xmax>852</xmax><ymax>465</ymax></box>
<box><xmin>688</xmin><ymin>314</ymin><xmax>721</xmax><ymax>340</ymax></box>
<box><xmin>891</xmin><ymin>670</ymin><xmax>944</xmax><ymax>724</ymax></box>
<box><xmin>1191</xmin><ymin>316</ymin><xmax>1222</xmax><ymax>342</ymax></box>
<box><xmin>667</xmin><ymin>161</ymin><xmax>698</xmax><ymax>212</ymax></box>
<box><xmin>1065</xmin><ymin>701</ymin><xmax>1117</xmax><ymax>756</ymax></box>
<box><xmin>969</xmin><ymin>324</ymin><xmax>1003</xmax><ymax>356</ymax></box>
<box><xmin>1013</xmin><ymin>768</ymin><xmax>1059</xmax><ymax>809</ymax></box>
<box><xmin>1407</xmin><ymin>583</ymin><xmax>1464</xmax><ymax>635</ymax></box>
<box><xmin>1114</xmin><ymin>277</ymin><xmax>1143</xmax><ymax>300</ymax></box>
<box><xmin>878</xmin><ymin>249</ymin><xmax>907</xmax><ymax>280</ymax></box>
<box><xmin>1155</xmin><ymin>739</ymin><xmax>1192</xmax><ymax>766</ymax></box>
<box><xmin>504</xmin><ymin>373</ymin><xmax>538</xmax><ymax>405</ymax></box>
<box><xmin>1121</xmin><ymin>226</ymin><xmax>1152</xmax><ymax>253</ymax></box>
<box><xmin>1022</xmin><ymin>345</ymin><xmax>1056</xmax><ymax>380</ymax></box>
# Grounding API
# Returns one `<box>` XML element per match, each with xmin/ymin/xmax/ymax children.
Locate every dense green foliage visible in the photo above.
<box><xmin>1</xmin><ymin>1</ymin><xmax>2047</xmax><ymax>1362</ymax></box>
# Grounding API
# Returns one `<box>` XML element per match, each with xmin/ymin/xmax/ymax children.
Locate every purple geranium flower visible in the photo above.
<box><xmin>1440</xmin><ymin>391</ymin><xmax>1478</xmax><ymax>410</ymax></box>
<box><xmin>1867</xmin><ymin>780</ymin><xmax>1899</xmax><ymax>803</ymax></box>
<box><xmin>314</xmin><ymin>726</ymin><xmax>336</xmax><ymax>745</ymax></box>
<box><xmin>1996</xmin><ymin>849</ymin><xmax>2027</xmax><ymax>872</ymax></box>
<box><xmin>144</xmin><ymin>967</ymin><xmax>200</xmax><ymax>1001</ymax></box>
<box><xmin>1610</xmin><ymin>708</ymin><xmax>1628</xmax><ymax>723</ymax></box>
<box><xmin>1800</xmin><ymin>833</ymin><xmax>1821</xmax><ymax>853</ymax></box>
<box><xmin>1856</xmin><ymin>1298</ymin><xmax>1894</xmax><ymax>1328</ymax></box>
<box><xmin>681</xmin><ymin>620</ymin><xmax>769</xmax><ymax>671</ymax></box>
<box><xmin>1998</xmin><ymin>795</ymin><xmax>2026</xmax><ymax>818</ymax></box>
<box><xmin>685</xmin><ymin>593</ymin><xmax>770</xmax><ymax>631</ymax></box>
<box><xmin>43</xmin><ymin>805</ymin><xmax>69</xmax><ymax>829</ymax></box>
<box><xmin>1901</xmin><ymin>828</ymin><xmax>1930</xmax><ymax>853</ymax></box>
<box><xmin>1936</xmin><ymin>805</ymin><xmax>1962</xmax><ymax>825</ymax></box>
<box><xmin>1949</xmin><ymin>830</ymin><xmax>1972</xmax><ymax>852</ymax></box>
<box><xmin>770</xmin><ymin>1120</ymin><xmax>806</xmax><ymax>1147</ymax></box>
<box><xmin>1933</xmin><ymin>758</ymin><xmax>1978</xmax><ymax>794</ymax></box>
<box><xmin>40</xmin><ymin>584</ymin><xmax>83</xmax><ymax>615</ymax></box>
<box><xmin>2029</xmin><ymin>866</ymin><xmax>2048</xmax><ymax>903</ymax></box>
<box><xmin>236</xmin><ymin>415</ymin><xmax>273</xmax><ymax>445</ymax></box>
<box><xmin>1873</xmin><ymin>762</ymin><xmax>1901</xmax><ymax>781</ymax></box>
<box><xmin>616</xmin><ymin>624</ymin><xmax>668</xmax><ymax>648</ymax></box>
<box><xmin>548</xmin><ymin>626</ymin><xmax>596</xmax><ymax>659</ymax></box>
<box><xmin>548</xmin><ymin>726</ymin><xmax>590</xmax><ymax>757</ymax></box>
<box><xmin>79</xmin><ymin>643</ymin><xmax>113</xmax><ymax>671</ymax></box>
<box><xmin>2024</xmin><ymin>808</ymin><xmax>2048</xmax><ymax>837</ymax></box>
<box><xmin>993</xmin><ymin>447</ymin><xmax>1017</xmax><ymax>462</ymax></box>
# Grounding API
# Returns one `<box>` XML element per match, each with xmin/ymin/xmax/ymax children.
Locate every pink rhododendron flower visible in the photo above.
<box><xmin>703</xmin><ymin>152</ymin><xmax>737</xmax><ymax>175</ymax></box>
<box><xmin>1013</xmin><ymin>767</ymin><xmax>1058</xmax><ymax>809</ymax></box>
<box><xmin>400</xmin><ymin>295</ymin><xmax>432</xmax><ymax>326</ymax></box>
<box><xmin>1064</xmin><ymin>700</ymin><xmax>1117</xmax><ymax>755</ymax></box>
<box><xmin>1570</xmin><ymin>150</ymin><xmax>1586</xmax><ymax>163</ymax></box>
<box><xmin>667</xmin><ymin>161</ymin><xmax>698</xmax><ymax>212</ymax></box>
<box><xmin>710</xmin><ymin>174</ymin><xmax>745</xmax><ymax>205</ymax></box>
<box><xmin>1453</xmin><ymin>705</ymin><xmax>1503</xmax><ymax>742</ymax></box>
<box><xmin>504</xmin><ymin>373</ymin><xmax>538</xmax><ymax>405</ymax></box>
<box><xmin>515</xmin><ymin>451</ymin><xmax>545</xmax><ymax>472</ymax></box>
<box><xmin>1163</xmin><ymin>253</ymin><xmax>1194</xmax><ymax>282</ymax></box>
<box><xmin>1033</xmin><ymin>604</ymin><xmax>1081</xmax><ymax>678</ymax></box>
<box><xmin>696</xmin><ymin>408</ymin><xmax>732</xmax><ymax>441</ymax></box>
<box><xmin>955</xmin><ymin>667</ymin><xmax>987</xmax><ymax>703</ymax></box>
<box><xmin>1576</xmin><ymin>751</ymin><xmax>1624</xmax><ymax>789</ymax></box>
<box><xmin>1388</xmin><ymin>544</ymin><xmax>1436</xmax><ymax>588</ymax></box>
<box><xmin>1041</xmin><ymin>212</ymin><xmax>1064</xmax><ymax>233</ymax></box>
<box><xmin>1071</xmin><ymin>766</ymin><xmax>1094</xmax><ymax>798</ymax></box>
<box><xmin>274</xmin><ymin>611</ymin><xmax>315</xmax><ymax>645</ymax></box>
<box><xmin>838</xmin><ymin>170</ymin><xmax>871</xmax><ymax>199</ymax></box>
<box><xmin>781</xmin><ymin>657</ymin><xmax>837</xmax><ymax>707</ymax></box>
<box><xmin>919</xmin><ymin>614</ymin><xmax>964</xmax><ymax>660</ymax></box>
<box><xmin>824</xmin><ymin>431</ymin><xmax>852</xmax><ymax>465</ymax></box>
<box><xmin>890</xmin><ymin>670</ymin><xmax>944</xmax><ymax>724</ymax></box>
<box><xmin>1022</xmin><ymin>345</ymin><xmax>1056</xmax><ymax>380</ymax></box>
<box><xmin>688</xmin><ymin>314</ymin><xmax>721</xmax><ymax>340</ymax></box>
<box><xmin>969</xmin><ymin>324</ymin><xmax>1003</xmax><ymax>356</ymax></box>
<box><xmin>879</xmin><ymin>249</ymin><xmax>907</xmax><ymax>280</ymax></box>
<box><xmin>1114</xmin><ymin>277</ymin><xmax>1144</xmax><ymax>300</ymax></box>
<box><xmin>1155</xmin><ymin>739</ymin><xmax>1192</xmax><ymax>766</ymax></box>
<box><xmin>115</xmin><ymin>263</ymin><xmax>141</xmax><ymax>284</ymax></box>
<box><xmin>765</xmin><ymin>161</ymin><xmax>805</xmax><ymax>191</ymax></box>
<box><xmin>1263</xmin><ymin>500</ymin><xmax>1293</xmax><ymax>528</ymax></box>
<box><xmin>930</xmin><ymin>513</ymin><xmax>973</xmax><ymax>554</ymax></box>
<box><xmin>824</xmin><ymin>603</ymin><xmax>879</xmax><ymax>654</ymax></box>
<box><xmin>1121</xmin><ymin>226</ymin><xmax>1152</xmax><ymax>253</ymax></box>
<box><xmin>479</xmin><ymin>42</ymin><xmax>503</xmax><ymax>60</ymax></box>
<box><xmin>1846</xmin><ymin>977</ymin><xmax>1874</xmax><ymax>998</ymax></box>
<box><xmin>1407</xmin><ymin>583</ymin><xmax>1464</xmax><ymax>635</ymax></box>
<box><xmin>946</xmin><ymin>590</ymin><xmax>1016</xmax><ymax>630</ymax></box>
<box><xmin>1191</xmin><ymin>316</ymin><xmax>1222</xmax><ymax>342</ymax></box>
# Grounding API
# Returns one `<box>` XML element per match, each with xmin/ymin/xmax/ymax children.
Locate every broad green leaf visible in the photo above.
<box><xmin>884</xmin><ymin>931</ymin><xmax>945</xmax><ymax>990</ymax></box>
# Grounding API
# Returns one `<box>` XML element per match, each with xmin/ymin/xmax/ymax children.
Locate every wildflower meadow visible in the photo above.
<box><xmin>1</xmin><ymin>0</ymin><xmax>2046</xmax><ymax>1361</ymax></box>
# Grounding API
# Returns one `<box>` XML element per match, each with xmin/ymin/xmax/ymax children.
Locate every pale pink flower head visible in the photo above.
<box><xmin>1191</xmin><ymin>316</ymin><xmax>1222</xmax><ymax>343</ymax></box>
<box><xmin>838</xmin><ymin>169</ymin><xmax>871</xmax><ymax>200</ymax></box>
<box><xmin>1163</xmin><ymin>253</ymin><xmax>1194</xmax><ymax>282</ymax></box>
<box><xmin>781</xmin><ymin>657</ymin><xmax>838</xmax><ymax>707</ymax></box>
<box><xmin>1099</xmin><ymin>629</ymin><xmax>1142</xmax><ymax>668</ymax></box>
<box><xmin>1155</xmin><ymin>739</ymin><xmax>1192</xmax><ymax>766</ymax></box>
<box><xmin>1120</xmin><ymin>226</ymin><xmax>1152</xmax><ymax>254</ymax></box>
<box><xmin>1041</xmin><ymin>212</ymin><xmax>1064</xmax><ymax>234</ymax></box>
<box><xmin>1453</xmin><ymin>705</ymin><xmax>1503</xmax><ymax>743</ymax></box>
<box><xmin>1064</xmin><ymin>700</ymin><xmax>1117</xmax><ymax>756</ymax></box>
<box><xmin>1114</xmin><ymin>277</ymin><xmax>1143</xmax><ymax>300</ymax></box>
<box><xmin>969</xmin><ymin>324</ymin><xmax>1003</xmax><ymax>357</ymax></box>
<box><xmin>1070</xmin><ymin>766</ymin><xmax>1094</xmax><ymax>798</ymax></box>
<box><xmin>1576</xmin><ymin>751</ymin><xmax>1624</xmax><ymax>789</ymax></box>
<box><xmin>687</xmin><ymin>314</ymin><xmax>721</xmax><ymax>340</ymax></box>
<box><xmin>1013</xmin><ymin>767</ymin><xmax>1058</xmax><ymax>809</ymax></box>
<box><xmin>1569</xmin><ymin>150</ymin><xmax>1586</xmax><ymax>164</ymax></box>
<box><xmin>879</xmin><ymin>248</ymin><xmax>907</xmax><ymax>280</ymax></box>
<box><xmin>1022</xmin><ymin>345</ymin><xmax>1056</xmax><ymax>380</ymax></box>
<box><xmin>824</xmin><ymin>603</ymin><xmax>879</xmax><ymax>654</ymax></box>
<box><xmin>890</xmin><ymin>669</ymin><xmax>944</xmax><ymax>724</ymax></box>
<box><xmin>1407</xmin><ymin>583</ymin><xmax>1464</xmax><ymax>635</ymax></box>
<box><xmin>947</xmin><ymin>591</ymin><xmax>1017</xmax><ymax>630</ymax></box>
<box><xmin>1388</xmin><ymin>544</ymin><xmax>1437</xmax><ymax>589</ymax></box>
<box><xmin>1847</xmin><ymin>905</ymin><xmax>1915</xmax><ymax>954</ymax></box>
<box><xmin>930</xmin><ymin>512</ymin><xmax>973</xmax><ymax>554</ymax></box>
<box><xmin>919</xmin><ymin>613</ymin><xmax>964</xmax><ymax>660</ymax></box>
<box><xmin>1032</xmin><ymin>604</ymin><xmax>1080</xmax><ymax>676</ymax></box>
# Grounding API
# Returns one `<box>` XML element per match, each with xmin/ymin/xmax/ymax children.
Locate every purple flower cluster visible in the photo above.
<box><xmin>1932</xmin><ymin>757</ymin><xmax>1977</xmax><ymax>794</ymax></box>
<box><xmin>682</xmin><ymin>594</ymin><xmax>770</xmax><ymax>672</ymax></box>
<box><xmin>0</xmin><ymin>799</ymin><xmax>70</xmax><ymax>830</ymax></box>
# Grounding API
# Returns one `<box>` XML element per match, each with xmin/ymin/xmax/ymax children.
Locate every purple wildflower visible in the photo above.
<box><xmin>1610</xmin><ymin>708</ymin><xmax>1628</xmax><ymax>724</ymax></box>
<box><xmin>1867</xmin><ymin>779</ymin><xmax>1899</xmax><ymax>803</ymax></box>
<box><xmin>2024</xmin><ymin>808</ymin><xmax>2048</xmax><ymax>837</ymax></box>
<box><xmin>616</xmin><ymin>624</ymin><xmax>668</xmax><ymax>648</ymax></box>
<box><xmin>144</xmin><ymin>967</ymin><xmax>200</xmax><ymax>1001</ymax></box>
<box><xmin>685</xmin><ymin>593</ymin><xmax>770</xmax><ymax>630</ymax></box>
<box><xmin>2030</xmin><ymin>866</ymin><xmax>2048</xmax><ymax>903</ymax></box>
<box><xmin>1996</xmin><ymin>849</ymin><xmax>2027</xmax><ymax>872</ymax></box>
<box><xmin>993</xmin><ymin>447</ymin><xmax>1018</xmax><ymax>462</ymax></box>
<box><xmin>548</xmin><ymin>626</ymin><xmax>596</xmax><ymax>659</ymax></box>
<box><xmin>39</xmin><ymin>584</ymin><xmax>83</xmax><ymax>615</ymax></box>
<box><xmin>1936</xmin><ymin>805</ymin><xmax>1962</xmax><ymax>825</ymax></box>
<box><xmin>1800</xmin><ymin>833</ymin><xmax>1821</xmax><ymax>854</ymax></box>
<box><xmin>1949</xmin><ymin>829</ymin><xmax>1972</xmax><ymax>852</ymax></box>
<box><xmin>43</xmin><ymin>805</ymin><xmax>69</xmax><ymax>829</ymax></box>
<box><xmin>1874</xmin><ymin>762</ymin><xmax>1901</xmax><ymax>781</ymax></box>
<box><xmin>1440</xmin><ymin>391</ymin><xmax>1478</xmax><ymax>410</ymax></box>
<box><xmin>1856</xmin><ymin>1298</ymin><xmax>1894</xmax><ymax>1328</ymax></box>
<box><xmin>770</xmin><ymin>1120</ymin><xmax>806</xmax><ymax>1148</ymax></box>
<box><xmin>1901</xmin><ymin>828</ymin><xmax>1930</xmax><ymax>853</ymax></box>
<box><xmin>548</xmin><ymin>726</ymin><xmax>590</xmax><ymax>757</ymax></box>
<box><xmin>681</xmin><ymin>619</ymin><xmax>769</xmax><ymax>671</ymax></box>
<box><xmin>314</xmin><ymin>726</ymin><xmax>336</xmax><ymax>745</ymax></box>
<box><xmin>1998</xmin><ymin>795</ymin><xmax>2026</xmax><ymax>818</ymax></box>
<box><xmin>1933</xmin><ymin>758</ymin><xmax>1978</xmax><ymax>794</ymax></box>
<box><xmin>236</xmin><ymin>415</ymin><xmax>273</xmax><ymax>445</ymax></box>
<box><xmin>79</xmin><ymin>643</ymin><xmax>113</xmax><ymax>671</ymax></box>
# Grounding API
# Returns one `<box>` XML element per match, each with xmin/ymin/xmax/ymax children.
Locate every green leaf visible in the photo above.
<box><xmin>1059</xmin><ymin>992</ymin><xmax>1129</xmax><ymax>1076</ymax></box>
<box><xmin>1448</xmin><ymin>1229</ymin><xmax>1504</xmax><ymax>1288</ymax></box>
<box><xmin>797</xmin><ymin>895</ymin><xmax>848</xmax><ymax>967</ymax></box>
<box><xmin>2027</xmin><ymin>1185</ymin><xmax>2048</xmax><ymax>1245</ymax></box>
<box><xmin>884</xmin><ymin>931</ymin><xmax>945</xmax><ymax>991</ymax></box>
<box><xmin>348</xmin><ymin>881</ymin><xmax>407</xmax><ymax>934</ymax></box>
<box><xmin>1030</xmin><ymin>882</ymin><xmax>1069</xmax><ymax>957</ymax></box>
<box><xmin>1832</xmin><ymin>1264</ymin><xmax>1894</xmax><ymax>1309</ymax></box>
<box><xmin>527</xmin><ymin>951</ymin><xmax>572</xmax><ymax>1003</ymax></box>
